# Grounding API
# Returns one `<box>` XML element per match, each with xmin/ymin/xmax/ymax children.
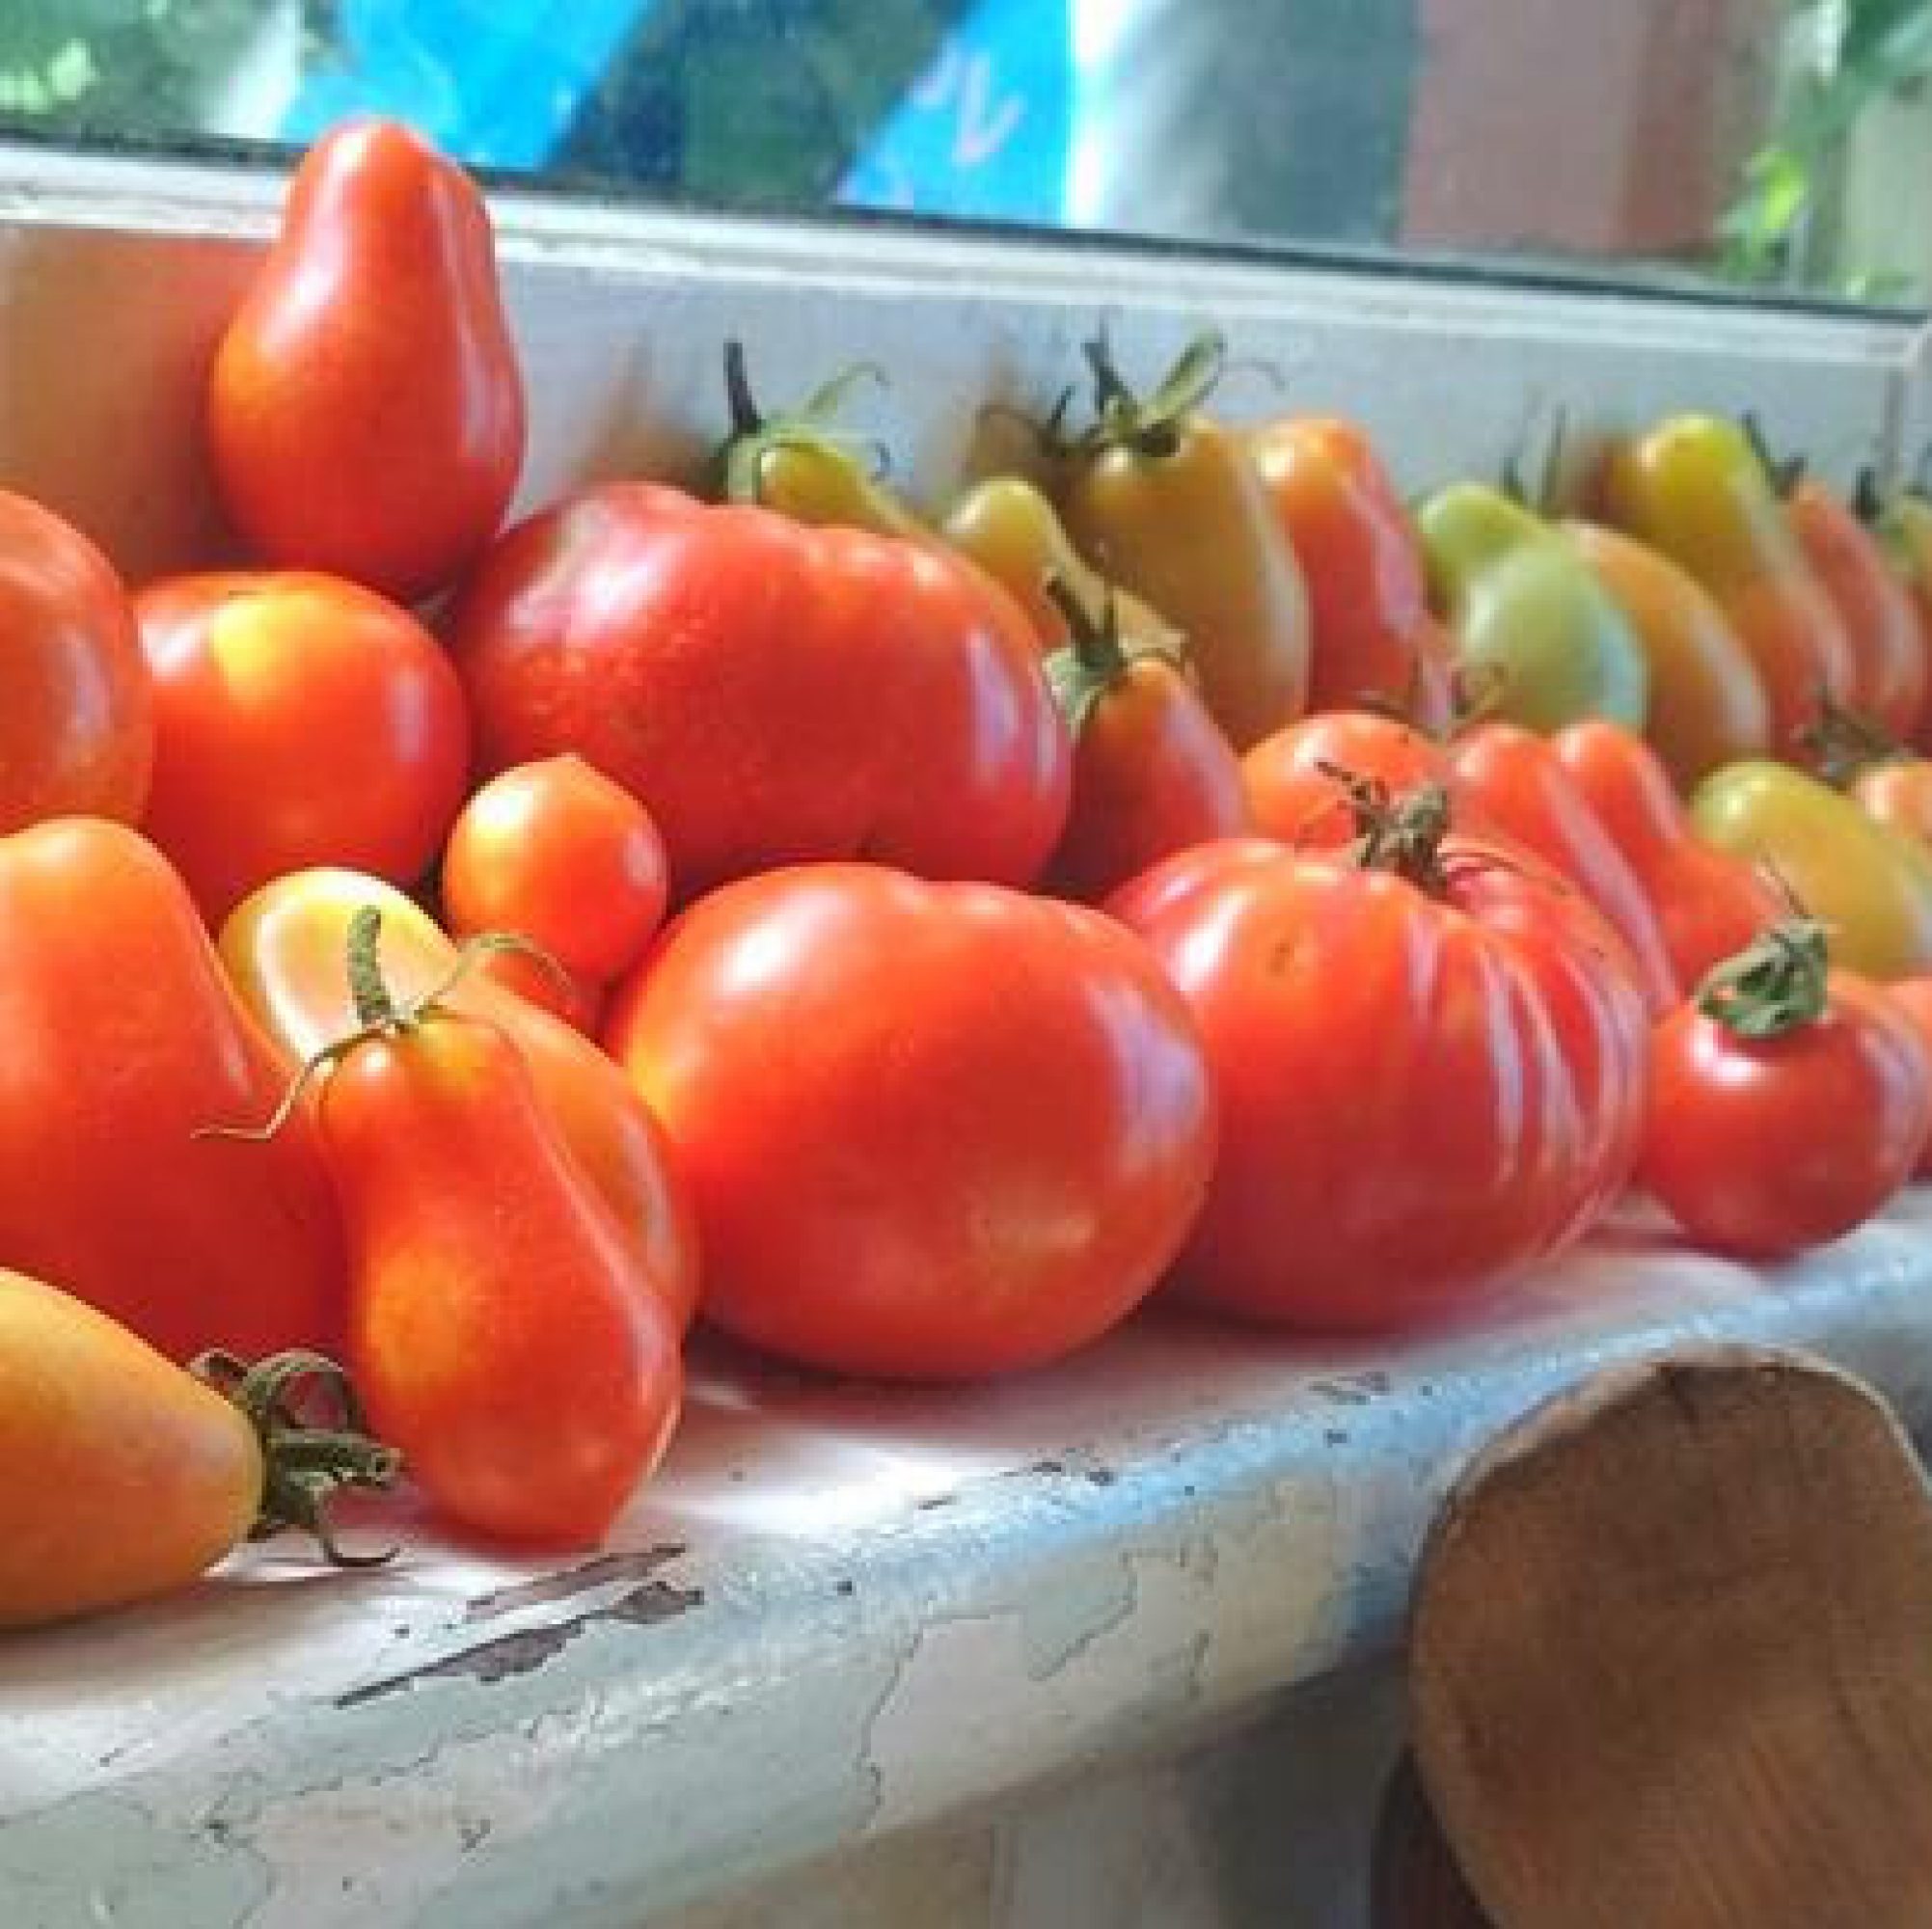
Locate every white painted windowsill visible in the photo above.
<box><xmin>5</xmin><ymin>1199</ymin><xmax>1932</xmax><ymax>1927</ymax></box>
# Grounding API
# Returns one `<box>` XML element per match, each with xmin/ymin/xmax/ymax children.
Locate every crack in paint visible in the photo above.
<box><xmin>335</xmin><ymin>1580</ymin><xmax>705</xmax><ymax>1707</ymax></box>
<box><xmin>462</xmin><ymin>1546</ymin><xmax>689</xmax><ymax>1621</ymax></box>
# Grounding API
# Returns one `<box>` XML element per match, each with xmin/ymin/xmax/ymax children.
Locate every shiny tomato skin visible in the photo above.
<box><xmin>135</xmin><ymin>572</ymin><xmax>471</xmax><ymax>923</ymax></box>
<box><xmin>1109</xmin><ymin>834</ymin><xmax>1648</xmax><ymax>1330</ymax></box>
<box><xmin>1048</xmin><ymin>651</ymin><xmax>1249</xmax><ymax>902</ymax></box>
<box><xmin>207</xmin><ymin>118</ymin><xmax>525</xmax><ymax>602</ymax></box>
<box><xmin>442</xmin><ymin>754</ymin><xmax>669</xmax><ymax>985</ymax></box>
<box><xmin>0</xmin><ymin>490</ymin><xmax>152</xmax><ymax>832</ymax></box>
<box><xmin>604</xmin><ymin>864</ymin><xmax>1215</xmax><ymax>1380</ymax></box>
<box><xmin>1852</xmin><ymin>757</ymin><xmax>1932</xmax><ymax>854</ymax></box>
<box><xmin>449</xmin><ymin>484</ymin><xmax>1069</xmax><ymax>897</ymax></box>
<box><xmin>1242</xmin><ymin>712</ymin><xmax>1449</xmax><ymax>848</ymax></box>
<box><xmin>1883</xmin><ymin>976</ymin><xmax>1932</xmax><ymax>1174</ymax></box>
<box><xmin>324</xmin><ymin>1012</ymin><xmax>682</xmax><ymax>1547</ymax></box>
<box><xmin>1640</xmin><ymin>973</ymin><xmax>1929</xmax><ymax>1259</ymax></box>
<box><xmin>0</xmin><ymin>821</ymin><xmax>345</xmax><ymax>1363</ymax></box>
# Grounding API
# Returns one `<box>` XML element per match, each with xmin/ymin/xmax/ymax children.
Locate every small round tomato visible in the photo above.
<box><xmin>1242</xmin><ymin>712</ymin><xmax>1448</xmax><ymax>848</ymax></box>
<box><xmin>135</xmin><ymin>572</ymin><xmax>471</xmax><ymax>923</ymax></box>
<box><xmin>442</xmin><ymin>754</ymin><xmax>669</xmax><ymax>986</ymax></box>
<box><xmin>1110</xmin><ymin>794</ymin><xmax>1649</xmax><ymax>1330</ymax></box>
<box><xmin>1641</xmin><ymin>922</ymin><xmax>1930</xmax><ymax>1259</ymax></box>
<box><xmin>605</xmin><ymin>863</ymin><xmax>1215</xmax><ymax>1380</ymax></box>
<box><xmin>0</xmin><ymin>490</ymin><xmax>152</xmax><ymax>832</ymax></box>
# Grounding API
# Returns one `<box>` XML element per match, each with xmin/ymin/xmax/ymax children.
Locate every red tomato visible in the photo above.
<box><xmin>1246</xmin><ymin>416</ymin><xmax>1456</xmax><ymax>732</ymax></box>
<box><xmin>1242</xmin><ymin>712</ymin><xmax>1448</xmax><ymax>848</ymax></box>
<box><xmin>604</xmin><ymin>864</ymin><xmax>1214</xmax><ymax>1379</ymax></box>
<box><xmin>324</xmin><ymin>978</ymin><xmax>683</xmax><ymax>1548</ymax></box>
<box><xmin>1884</xmin><ymin>976</ymin><xmax>1932</xmax><ymax>1174</ymax></box>
<box><xmin>1641</xmin><ymin>924</ymin><xmax>1929</xmax><ymax>1258</ymax></box>
<box><xmin>450</xmin><ymin>484</ymin><xmax>1070</xmax><ymax>897</ymax></box>
<box><xmin>1109</xmin><ymin>807</ymin><xmax>1648</xmax><ymax>1330</ymax></box>
<box><xmin>135</xmin><ymin>572</ymin><xmax>471</xmax><ymax>923</ymax></box>
<box><xmin>443</xmin><ymin>754</ymin><xmax>669</xmax><ymax>986</ymax></box>
<box><xmin>1551</xmin><ymin>720</ymin><xmax>1783</xmax><ymax>995</ymax></box>
<box><xmin>1447</xmin><ymin>722</ymin><xmax>1679</xmax><ymax>1017</ymax></box>
<box><xmin>1044</xmin><ymin>603</ymin><xmax>1248</xmax><ymax>902</ymax></box>
<box><xmin>207</xmin><ymin>119</ymin><xmax>525</xmax><ymax>602</ymax></box>
<box><xmin>0</xmin><ymin>489</ymin><xmax>152</xmax><ymax>832</ymax></box>
<box><xmin>0</xmin><ymin>821</ymin><xmax>345</xmax><ymax>1362</ymax></box>
<box><xmin>1787</xmin><ymin>478</ymin><xmax>1928</xmax><ymax>743</ymax></box>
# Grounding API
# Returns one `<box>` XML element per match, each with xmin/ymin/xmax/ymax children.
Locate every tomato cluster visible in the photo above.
<box><xmin>7</xmin><ymin>116</ymin><xmax>1932</xmax><ymax>1620</ymax></box>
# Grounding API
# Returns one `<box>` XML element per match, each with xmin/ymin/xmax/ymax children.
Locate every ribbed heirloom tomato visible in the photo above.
<box><xmin>604</xmin><ymin>864</ymin><xmax>1215</xmax><ymax>1380</ymax></box>
<box><xmin>1109</xmin><ymin>795</ymin><xmax>1649</xmax><ymax>1331</ymax></box>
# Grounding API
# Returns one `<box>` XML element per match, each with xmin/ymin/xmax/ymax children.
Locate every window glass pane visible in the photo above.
<box><xmin>1</xmin><ymin>1</ymin><xmax>1925</xmax><ymax>311</ymax></box>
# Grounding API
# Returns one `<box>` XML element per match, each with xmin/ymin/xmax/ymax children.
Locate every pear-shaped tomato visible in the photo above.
<box><xmin>319</xmin><ymin>912</ymin><xmax>682</xmax><ymax>1547</ymax></box>
<box><xmin>1056</xmin><ymin>334</ymin><xmax>1311</xmax><ymax>750</ymax></box>
<box><xmin>1598</xmin><ymin>417</ymin><xmax>1853</xmax><ymax>762</ymax></box>
<box><xmin>207</xmin><ymin>118</ymin><xmax>526</xmax><ymax>602</ymax></box>
<box><xmin>1563</xmin><ymin>521</ymin><xmax>1771</xmax><ymax>790</ymax></box>
<box><xmin>0</xmin><ymin>820</ymin><xmax>345</xmax><ymax>1362</ymax></box>
<box><xmin>0</xmin><ymin>1275</ymin><xmax>396</xmax><ymax>1628</ymax></box>
<box><xmin>1247</xmin><ymin>416</ymin><xmax>1455</xmax><ymax>732</ymax></box>
<box><xmin>940</xmin><ymin>475</ymin><xmax>1180</xmax><ymax>657</ymax></box>
<box><xmin>0</xmin><ymin>490</ymin><xmax>152</xmax><ymax>832</ymax></box>
<box><xmin>1042</xmin><ymin>590</ymin><xmax>1247</xmax><ymax>900</ymax></box>
<box><xmin>1417</xmin><ymin>485</ymin><xmax>1647</xmax><ymax>733</ymax></box>
<box><xmin>220</xmin><ymin>870</ymin><xmax>697</xmax><ymax>1332</ymax></box>
<box><xmin>1552</xmin><ymin>721</ymin><xmax>1783</xmax><ymax>997</ymax></box>
<box><xmin>1692</xmin><ymin>760</ymin><xmax>1932</xmax><ymax>980</ymax></box>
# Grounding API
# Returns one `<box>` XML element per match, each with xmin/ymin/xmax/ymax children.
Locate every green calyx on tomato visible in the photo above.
<box><xmin>1695</xmin><ymin>917</ymin><xmax>1830</xmax><ymax>1040</ymax></box>
<box><xmin>1042</xmin><ymin>576</ymin><xmax>1182</xmax><ymax>737</ymax></box>
<box><xmin>715</xmin><ymin>340</ymin><xmax>913</xmax><ymax>533</ymax></box>
<box><xmin>1070</xmin><ymin>328</ymin><xmax>1228</xmax><ymax>460</ymax></box>
<box><xmin>188</xmin><ymin>1347</ymin><xmax>399</xmax><ymax>1567</ymax></box>
<box><xmin>215</xmin><ymin>907</ymin><xmax>562</xmax><ymax>1138</ymax></box>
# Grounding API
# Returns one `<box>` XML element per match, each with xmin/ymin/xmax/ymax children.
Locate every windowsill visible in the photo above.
<box><xmin>6</xmin><ymin>1195</ymin><xmax>1932</xmax><ymax>1923</ymax></box>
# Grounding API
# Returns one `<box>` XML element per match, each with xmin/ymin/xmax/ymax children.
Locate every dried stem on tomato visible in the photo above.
<box><xmin>716</xmin><ymin>340</ymin><xmax>892</xmax><ymax>503</ymax></box>
<box><xmin>190</xmin><ymin>1347</ymin><xmax>400</xmax><ymax>1565</ymax></box>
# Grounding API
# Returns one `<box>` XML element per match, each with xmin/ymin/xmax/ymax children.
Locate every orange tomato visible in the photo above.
<box><xmin>1883</xmin><ymin>976</ymin><xmax>1932</xmax><ymax>1173</ymax></box>
<box><xmin>320</xmin><ymin>926</ymin><xmax>681</xmax><ymax>1547</ymax></box>
<box><xmin>1787</xmin><ymin>478</ymin><xmax>1928</xmax><ymax>742</ymax></box>
<box><xmin>0</xmin><ymin>821</ymin><xmax>346</xmax><ymax>1363</ymax></box>
<box><xmin>1552</xmin><ymin>721</ymin><xmax>1782</xmax><ymax>996</ymax></box>
<box><xmin>135</xmin><ymin>571</ymin><xmax>472</xmax><ymax>924</ymax></box>
<box><xmin>442</xmin><ymin>755</ymin><xmax>669</xmax><ymax>987</ymax></box>
<box><xmin>1247</xmin><ymin>417</ymin><xmax>1455</xmax><ymax>732</ymax></box>
<box><xmin>220</xmin><ymin>870</ymin><xmax>698</xmax><ymax>1332</ymax></box>
<box><xmin>1243</xmin><ymin>712</ymin><xmax>1449</xmax><ymax>849</ymax></box>
<box><xmin>0</xmin><ymin>489</ymin><xmax>152</xmax><ymax>832</ymax></box>
<box><xmin>0</xmin><ymin>1274</ymin><xmax>396</xmax><ymax>1627</ymax></box>
<box><xmin>1563</xmin><ymin>521</ymin><xmax>1772</xmax><ymax>790</ymax></box>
